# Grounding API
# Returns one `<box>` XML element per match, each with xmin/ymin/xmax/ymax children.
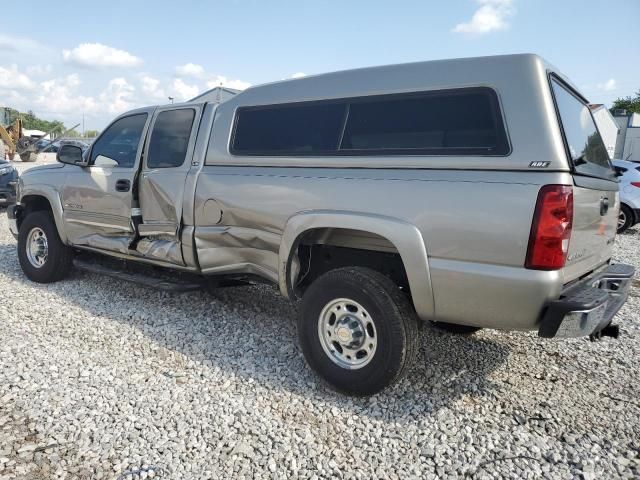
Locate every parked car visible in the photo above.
<box><xmin>0</xmin><ymin>158</ymin><xmax>18</xmax><ymax>205</ymax></box>
<box><xmin>7</xmin><ymin>54</ymin><xmax>634</xmax><ymax>395</ymax></box>
<box><xmin>36</xmin><ymin>139</ymin><xmax>89</xmax><ymax>154</ymax></box>
<box><xmin>612</xmin><ymin>159</ymin><xmax>640</xmax><ymax>233</ymax></box>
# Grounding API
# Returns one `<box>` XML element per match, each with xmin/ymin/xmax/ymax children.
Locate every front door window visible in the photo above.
<box><xmin>90</xmin><ymin>114</ymin><xmax>148</xmax><ymax>168</ymax></box>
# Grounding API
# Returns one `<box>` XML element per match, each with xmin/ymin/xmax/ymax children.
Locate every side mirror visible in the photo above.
<box><xmin>57</xmin><ymin>144</ymin><xmax>85</xmax><ymax>166</ymax></box>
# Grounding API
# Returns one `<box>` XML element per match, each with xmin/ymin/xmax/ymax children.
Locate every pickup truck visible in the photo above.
<box><xmin>7</xmin><ymin>54</ymin><xmax>634</xmax><ymax>395</ymax></box>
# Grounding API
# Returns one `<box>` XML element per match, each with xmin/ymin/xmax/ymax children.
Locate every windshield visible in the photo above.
<box><xmin>551</xmin><ymin>78</ymin><xmax>615</xmax><ymax>180</ymax></box>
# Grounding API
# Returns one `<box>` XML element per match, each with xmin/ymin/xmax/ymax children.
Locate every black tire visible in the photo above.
<box><xmin>617</xmin><ymin>204</ymin><xmax>634</xmax><ymax>234</ymax></box>
<box><xmin>431</xmin><ymin>321</ymin><xmax>482</xmax><ymax>335</ymax></box>
<box><xmin>18</xmin><ymin>211</ymin><xmax>73</xmax><ymax>283</ymax></box>
<box><xmin>298</xmin><ymin>267</ymin><xmax>419</xmax><ymax>396</ymax></box>
<box><xmin>20</xmin><ymin>152</ymin><xmax>37</xmax><ymax>163</ymax></box>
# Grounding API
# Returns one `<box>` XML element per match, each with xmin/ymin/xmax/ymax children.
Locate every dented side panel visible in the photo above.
<box><xmin>192</xmin><ymin>167</ymin><xmax>571</xmax><ymax>327</ymax></box>
<box><xmin>135</xmin><ymin>104</ymin><xmax>203</xmax><ymax>266</ymax></box>
<box><xmin>194</xmin><ymin>225</ymin><xmax>280</xmax><ymax>281</ymax></box>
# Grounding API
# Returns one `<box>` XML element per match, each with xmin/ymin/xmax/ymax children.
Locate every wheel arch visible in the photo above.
<box><xmin>279</xmin><ymin>210</ymin><xmax>435</xmax><ymax>320</ymax></box>
<box><xmin>19</xmin><ymin>187</ymin><xmax>68</xmax><ymax>244</ymax></box>
<box><xmin>620</xmin><ymin>202</ymin><xmax>638</xmax><ymax>224</ymax></box>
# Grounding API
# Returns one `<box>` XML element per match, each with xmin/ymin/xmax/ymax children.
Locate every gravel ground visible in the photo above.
<box><xmin>0</xmin><ymin>167</ymin><xmax>639</xmax><ymax>478</ymax></box>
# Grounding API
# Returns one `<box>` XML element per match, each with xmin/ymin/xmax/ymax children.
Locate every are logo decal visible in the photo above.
<box><xmin>529</xmin><ymin>161</ymin><xmax>550</xmax><ymax>168</ymax></box>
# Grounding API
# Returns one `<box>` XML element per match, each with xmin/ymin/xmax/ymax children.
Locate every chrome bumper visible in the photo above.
<box><xmin>539</xmin><ymin>263</ymin><xmax>635</xmax><ymax>338</ymax></box>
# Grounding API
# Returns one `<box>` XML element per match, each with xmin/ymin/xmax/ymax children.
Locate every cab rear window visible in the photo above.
<box><xmin>551</xmin><ymin>78</ymin><xmax>615</xmax><ymax>180</ymax></box>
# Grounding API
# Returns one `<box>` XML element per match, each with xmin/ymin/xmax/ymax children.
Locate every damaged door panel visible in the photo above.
<box><xmin>61</xmin><ymin>111</ymin><xmax>152</xmax><ymax>253</ymax></box>
<box><xmin>136</xmin><ymin>105</ymin><xmax>202</xmax><ymax>265</ymax></box>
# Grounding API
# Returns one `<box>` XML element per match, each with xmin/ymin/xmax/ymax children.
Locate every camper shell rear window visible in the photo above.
<box><xmin>550</xmin><ymin>76</ymin><xmax>615</xmax><ymax>180</ymax></box>
<box><xmin>230</xmin><ymin>87</ymin><xmax>510</xmax><ymax>157</ymax></box>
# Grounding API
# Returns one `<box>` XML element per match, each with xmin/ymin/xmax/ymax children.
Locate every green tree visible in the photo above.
<box><xmin>610</xmin><ymin>90</ymin><xmax>640</xmax><ymax>115</ymax></box>
<box><xmin>84</xmin><ymin>129</ymin><xmax>100</xmax><ymax>138</ymax></box>
<box><xmin>2</xmin><ymin>106</ymin><xmax>70</xmax><ymax>136</ymax></box>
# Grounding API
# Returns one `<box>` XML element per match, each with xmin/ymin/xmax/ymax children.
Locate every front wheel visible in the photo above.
<box><xmin>18</xmin><ymin>211</ymin><xmax>73</xmax><ymax>283</ymax></box>
<box><xmin>298</xmin><ymin>267</ymin><xmax>419</xmax><ymax>396</ymax></box>
<box><xmin>618</xmin><ymin>204</ymin><xmax>634</xmax><ymax>233</ymax></box>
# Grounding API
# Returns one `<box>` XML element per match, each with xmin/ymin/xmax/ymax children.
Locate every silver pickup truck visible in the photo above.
<box><xmin>7</xmin><ymin>54</ymin><xmax>634</xmax><ymax>395</ymax></box>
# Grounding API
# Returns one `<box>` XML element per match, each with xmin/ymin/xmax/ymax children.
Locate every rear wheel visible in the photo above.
<box><xmin>298</xmin><ymin>267</ymin><xmax>419</xmax><ymax>396</ymax></box>
<box><xmin>18</xmin><ymin>211</ymin><xmax>73</xmax><ymax>283</ymax></box>
<box><xmin>618</xmin><ymin>204</ymin><xmax>634</xmax><ymax>233</ymax></box>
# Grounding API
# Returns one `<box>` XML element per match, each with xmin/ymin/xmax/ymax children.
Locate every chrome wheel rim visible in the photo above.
<box><xmin>318</xmin><ymin>298</ymin><xmax>377</xmax><ymax>370</ymax></box>
<box><xmin>26</xmin><ymin>227</ymin><xmax>48</xmax><ymax>268</ymax></box>
<box><xmin>618</xmin><ymin>210</ymin><xmax>627</xmax><ymax>229</ymax></box>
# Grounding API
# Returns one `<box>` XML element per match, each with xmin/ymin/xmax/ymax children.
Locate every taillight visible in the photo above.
<box><xmin>631</xmin><ymin>182</ymin><xmax>640</xmax><ymax>188</ymax></box>
<box><xmin>525</xmin><ymin>185</ymin><xmax>573</xmax><ymax>270</ymax></box>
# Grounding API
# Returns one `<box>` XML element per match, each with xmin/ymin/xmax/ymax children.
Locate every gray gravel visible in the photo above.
<box><xmin>1</xmin><ymin>174</ymin><xmax>639</xmax><ymax>478</ymax></box>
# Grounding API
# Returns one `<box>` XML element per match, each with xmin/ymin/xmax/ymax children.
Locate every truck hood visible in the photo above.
<box><xmin>20</xmin><ymin>163</ymin><xmax>65</xmax><ymax>176</ymax></box>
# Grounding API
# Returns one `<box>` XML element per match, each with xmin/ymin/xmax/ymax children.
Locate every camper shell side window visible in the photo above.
<box><xmin>230</xmin><ymin>87</ymin><xmax>510</xmax><ymax>157</ymax></box>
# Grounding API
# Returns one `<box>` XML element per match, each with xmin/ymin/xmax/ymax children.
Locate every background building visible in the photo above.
<box><xmin>612</xmin><ymin>110</ymin><xmax>640</xmax><ymax>162</ymax></box>
<box><xmin>590</xmin><ymin>104</ymin><xmax>618</xmax><ymax>159</ymax></box>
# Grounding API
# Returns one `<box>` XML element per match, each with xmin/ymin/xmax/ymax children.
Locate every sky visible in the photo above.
<box><xmin>1</xmin><ymin>0</ymin><xmax>639</xmax><ymax>132</ymax></box>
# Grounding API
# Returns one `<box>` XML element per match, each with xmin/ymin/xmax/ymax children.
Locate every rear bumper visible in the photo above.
<box><xmin>539</xmin><ymin>263</ymin><xmax>635</xmax><ymax>338</ymax></box>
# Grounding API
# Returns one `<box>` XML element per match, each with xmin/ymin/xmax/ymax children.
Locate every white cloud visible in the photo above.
<box><xmin>453</xmin><ymin>0</ymin><xmax>515</xmax><ymax>35</ymax></box>
<box><xmin>597</xmin><ymin>78</ymin><xmax>617</xmax><ymax>92</ymax></box>
<box><xmin>1</xmin><ymin>90</ymin><xmax>28</xmax><ymax>105</ymax></box>
<box><xmin>0</xmin><ymin>64</ymin><xmax>36</xmax><ymax>90</ymax></box>
<box><xmin>18</xmin><ymin>74</ymin><xmax>137</xmax><ymax>120</ymax></box>
<box><xmin>1</xmin><ymin>54</ymin><xmax>251</xmax><ymax>127</ymax></box>
<box><xmin>0</xmin><ymin>34</ymin><xmax>45</xmax><ymax>53</ymax></box>
<box><xmin>205</xmin><ymin>75</ymin><xmax>251</xmax><ymax>91</ymax></box>
<box><xmin>175</xmin><ymin>62</ymin><xmax>251</xmax><ymax>91</ymax></box>
<box><xmin>65</xmin><ymin>73</ymin><xmax>81</xmax><ymax>88</ymax></box>
<box><xmin>139</xmin><ymin>75</ymin><xmax>166</xmax><ymax>100</ymax></box>
<box><xmin>26</xmin><ymin>64</ymin><xmax>53</xmax><ymax>76</ymax></box>
<box><xmin>99</xmin><ymin>78</ymin><xmax>136</xmax><ymax>114</ymax></box>
<box><xmin>170</xmin><ymin>78</ymin><xmax>200</xmax><ymax>101</ymax></box>
<box><xmin>35</xmin><ymin>74</ymin><xmax>98</xmax><ymax>115</ymax></box>
<box><xmin>291</xmin><ymin>72</ymin><xmax>307</xmax><ymax>79</ymax></box>
<box><xmin>175</xmin><ymin>63</ymin><xmax>205</xmax><ymax>78</ymax></box>
<box><xmin>62</xmin><ymin>43</ymin><xmax>142</xmax><ymax>68</ymax></box>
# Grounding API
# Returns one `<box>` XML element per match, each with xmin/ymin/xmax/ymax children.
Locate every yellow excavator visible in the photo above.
<box><xmin>0</xmin><ymin>117</ymin><xmax>38</xmax><ymax>162</ymax></box>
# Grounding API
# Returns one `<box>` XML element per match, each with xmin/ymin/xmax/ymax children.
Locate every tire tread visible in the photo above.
<box><xmin>18</xmin><ymin>211</ymin><xmax>73</xmax><ymax>283</ymax></box>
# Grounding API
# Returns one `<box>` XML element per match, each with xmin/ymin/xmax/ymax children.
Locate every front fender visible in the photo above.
<box><xmin>279</xmin><ymin>210</ymin><xmax>435</xmax><ymax>321</ymax></box>
<box><xmin>19</xmin><ymin>184</ymin><xmax>68</xmax><ymax>244</ymax></box>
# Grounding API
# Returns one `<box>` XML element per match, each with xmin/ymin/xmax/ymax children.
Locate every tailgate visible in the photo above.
<box><xmin>563</xmin><ymin>184</ymin><xmax>618</xmax><ymax>283</ymax></box>
<box><xmin>549</xmin><ymin>76</ymin><xmax>619</xmax><ymax>284</ymax></box>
